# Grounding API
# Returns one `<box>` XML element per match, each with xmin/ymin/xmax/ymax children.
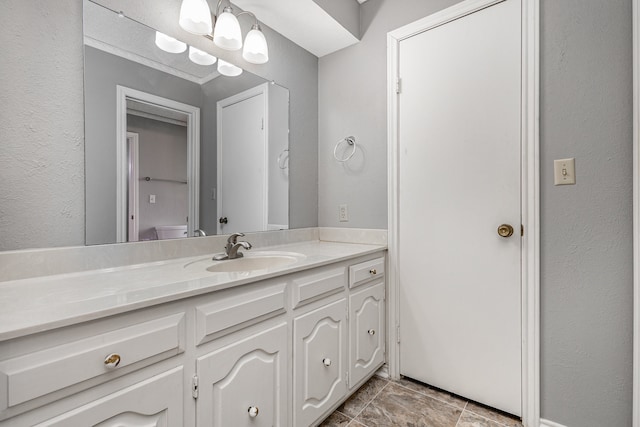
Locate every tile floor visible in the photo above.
<box><xmin>319</xmin><ymin>375</ymin><xmax>523</xmax><ymax>427</ymax></box>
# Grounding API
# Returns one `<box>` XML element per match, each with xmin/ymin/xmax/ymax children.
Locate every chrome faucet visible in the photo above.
<box><xmin>212</xmin><ymin>232</ymin><xmax>252</xmax><ymax>260</ymax></box>
<box><xmin>195</xmin><ymin>229</ymin><xmax>207</xmax><ymax>237</ymax></box>
<box><xmin>227</xmin><ymin>240</ymin><xmax>252</xmax><ymax>259</ymax></box>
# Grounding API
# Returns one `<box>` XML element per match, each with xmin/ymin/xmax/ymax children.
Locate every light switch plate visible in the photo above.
<box><xmin>554</xmin><ymin>158</ymin><xmax>576</xmax><ymax>185</ymax></box>
<box><xmin>149</xmin><ymin>194</ymin><xmax>156</xmax><ymax>204</ymax></box>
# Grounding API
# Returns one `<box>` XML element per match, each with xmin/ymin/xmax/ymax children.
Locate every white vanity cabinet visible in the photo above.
<box><xmin>349</xmin><ymin>281</ymin><xmax>386</xmax><ymax>387</ymax></box>
<box><xmin>293</xmin><ymin>298</ymin><xmax>348</xmax><ymax>426</ymax></box>
<box><xmin>33</xmin><ymin>367</ymin><xmax>184</xmax><ymax>427</ymax></box>
<box><xmin>195</xmin><ymin>323</ymin><xmax>289</xmax><ymax>427</ymax></box>
<box><xmin>0</xmin><ymin>249</ymin><xmax>387</xmax><ymax>427</ymax></box>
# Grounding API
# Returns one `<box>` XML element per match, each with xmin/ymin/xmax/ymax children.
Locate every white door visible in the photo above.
<box><xmin>217</xmin><ymin>90</ymin><xmax>267</xmax><ymax>234</ymax></box>
<box><xmin>398</xmin><ymin>0</ymin><xmax>522</xmax><ymax>416</ymax></box>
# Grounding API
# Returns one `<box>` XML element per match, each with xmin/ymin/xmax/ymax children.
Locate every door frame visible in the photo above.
<box><xmin>633</xmin><ymin>1</ymin><xmax>640</xmax><ymax>426</ymax></box>
<box><xmin>126</xmin><ymin>132</ymin><xmax>140</xmax><ymax>242</ymax></box>
<box><xmin>116</xmin><ymin>85</ymin><xmax>200</xmax><ymax>242</ymax></box>
<box><xmin>216</xmin><ymin>82</ymin><xmax>269</xmax><ymax>235</ymax></box>
<box><xmin>386</xmin><ymin>0</ymin><xmax>540</xmax><ymax>425</ymax></box>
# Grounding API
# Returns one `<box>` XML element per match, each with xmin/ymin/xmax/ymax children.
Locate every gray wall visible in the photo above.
<box><xmin>127</xmin><ymin>115</ymin><xmax>188</xmax><ymax>239</ymax></box>
<box><xmin>84</xmin><ymin>46</ymin><xmax>203</xmax><ymax>245</ymax></box>
<box><xmin>0</xmin><ymin>0</ymin><xmax>85</xmax><ymax>251</ymax></box>
<box><xmin>539</xmin><ymin>0</ymin><xmax>633</xmax><ymax>425</ymax></box>
<box><xmin>318</xmin><ymin>0</ymin><xmax>633</xmax><ymax>426</ymax></box>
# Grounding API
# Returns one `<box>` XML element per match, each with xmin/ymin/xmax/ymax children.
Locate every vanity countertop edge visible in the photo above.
<box><xmin>0</xmin><ymin>240</ymin><xmax>387</xmax><ymax>342</ymax></box>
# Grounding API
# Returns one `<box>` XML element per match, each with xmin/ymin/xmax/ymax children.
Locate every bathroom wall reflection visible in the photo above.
<box><xmin>84</xmin><ymin>0</ymin><xmax>289</xmax><ymax>245</ymax></box>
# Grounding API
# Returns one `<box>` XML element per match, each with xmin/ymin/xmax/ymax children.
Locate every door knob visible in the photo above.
<box><xmin>497</xmin><ymin>224</ymin><xmax>514</xmax><ymax>238</ymax></box>
<box><xmin>219</xmin><ymin>217</ymin><xmax>228</xmax><ymax>224</ymax></box>
<box><xmin>322</xmin><ymin>358</ymin><xmax>332</xmax><ymax>367</ymax></box>
<box><xmin>248</xmin><ymin>406</ymin><xmax>259</xmax><ymax>418</ymax></box>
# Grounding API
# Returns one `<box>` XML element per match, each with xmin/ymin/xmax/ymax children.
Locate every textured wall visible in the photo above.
<box><xmin>318</xmin><ymin>0</ymin><xmax>634</xmax><ymax>425</ymax></box>
<box><xmin>0</xmin><ymin>0</ymin><xmax>85</xmax><ymax>251</ymax></box>
<box><xmin>539</xmin><ymin>0</ymin><xmax>633</xmax><ymax>425</ymax></box>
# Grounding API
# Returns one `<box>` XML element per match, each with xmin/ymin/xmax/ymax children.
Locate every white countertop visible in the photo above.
<box><xmin>0</xmin><ymin>240</ymin><xmax>386</xmax><ymax>342</ymax></box>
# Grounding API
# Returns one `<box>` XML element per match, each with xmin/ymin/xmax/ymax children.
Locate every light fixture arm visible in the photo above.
<box><xmin>212</xmin><ymin>0</ymin><xmax>259</xmax><ymax>28</ymax></box>
<box><xmin>235</xmin><ymin>10</ymin><xmax>259</xmax><ymax>27</ymax></box>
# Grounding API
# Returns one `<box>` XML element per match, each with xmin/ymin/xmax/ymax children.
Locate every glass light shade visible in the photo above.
<box><xmin>155</xmin><ymin>32</ymin><xmax>187</xmax><ymax>54</ymax></box>
<box><xmin>217</xmin><ymin>59</ymin><xmax>243</xmax><ymax>77</ymax></box>
<box><xmin>179</xmin><ymin>0</ymin><xmax>213</xmax><ymax>35</ymax></box>
<box><xmin>242</xmin><ymin>26</ymin><xmax>269</xmax><ymax>64</ymax></box>
<box><xmin>188</xmin><ymin>46</ymin><xmax>217</xmax><ymax>65</ymax></box>
<box><xmin>213</xmin><ymin>9</ymin><xmax>242</xmax><ymax>51</ymax></box>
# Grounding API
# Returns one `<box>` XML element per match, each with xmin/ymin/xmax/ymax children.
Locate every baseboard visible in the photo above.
<box><xmin>540</xmin><ymin>419</ymin><xmax>568</xmax><ymax>427</ymax></box>
<box><xmin>375</xmin><ymin>363</ymin><xmax>389</xmax><ymax>379</ymax></box>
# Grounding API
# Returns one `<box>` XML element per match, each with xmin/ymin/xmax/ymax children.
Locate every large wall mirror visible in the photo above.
<box><xmin>0</xmin><ymin>0</ymin><xmax>318</xmax><ymax>252</ymax></box>
<box><xmin>85</xmin><ymin>0</ymin><xmax>290</xmax><ymax>245</ymax></box>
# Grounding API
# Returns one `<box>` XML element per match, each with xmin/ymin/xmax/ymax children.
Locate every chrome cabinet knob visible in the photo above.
<box><xmin>497</xmin><ymin>224</ymin><xmax>514</xmax><ymax>238</ymax></box>
<box><xmin>322</xmin><ymin>358</ymin><xmax>332</xmax><ymax>367</ymax></box>
<box><xmin>369</xmin><ymin>269</ymin><xmax>377</xmax><ymax>275</ymax></box>
<box><xmin>368</xmin><ymin>329</ymin><xmax>376</xmax><ymax>336</ymax></box>
<box><xmin>104</xmin><ymin>353</ymin><xmax>121</xmax><ymax>368</ymax></box>
<box><xmin>248</xmin><ymin>406</ymin><xmax>259</xmax><ymax>418</ymax></box>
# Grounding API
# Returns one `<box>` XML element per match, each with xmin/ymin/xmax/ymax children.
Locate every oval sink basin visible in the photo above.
<box><xmin>206</xmin><ymin>255</ymin><xmax>298</xmax><ymax>273</ymax></box>
<box><xmin>184</xmin><ymin>251</ymin><xmax>305</xmax><ymax>273</ymax></box>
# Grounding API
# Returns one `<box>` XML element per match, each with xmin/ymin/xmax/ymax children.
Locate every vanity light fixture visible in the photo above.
<box><xmin>155</xmin><ymin>31</ymin><xmax>187</xmax><ymax>54</ymax></box>
<box><xmin>189</xmin><ymin>46</ymin><xmax>217</xmax><ymax>65</ymax></box>
<box><xmin>242</xmin><ymin>24</ymin><xmax>269</xmax><ymax>64</ymax></box>
<box><xmin>179</xmin><ymin>0</ymin><xmax>213</xmax><ymax>35</ymax></box>
<box><xmin>178</xmin><ymin>0</ymin><xmax>269</xmax><ymax>65</ymax></box>
<box><xmin>217</xmin><ymin>59</ymin><xmax>243</xmax><ymax>77</ymax></box>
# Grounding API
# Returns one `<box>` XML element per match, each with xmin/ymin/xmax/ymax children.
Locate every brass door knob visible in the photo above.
<box><xmin>497</xmin><ymin>224</ymin><xmax>514</xmax><ymax>238</ymax></box>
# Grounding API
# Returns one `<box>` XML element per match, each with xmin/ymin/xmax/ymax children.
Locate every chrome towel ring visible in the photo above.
<box><xmin>333</xmin><ymin>136</ymin><xmax>357</xmax><ymax>162</ymax></box>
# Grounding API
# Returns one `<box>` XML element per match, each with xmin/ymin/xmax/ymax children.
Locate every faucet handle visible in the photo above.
<box><xmin>227</xmin><ymin>232</ymin><xmax>245</xmax><ymax>245</ymax></box>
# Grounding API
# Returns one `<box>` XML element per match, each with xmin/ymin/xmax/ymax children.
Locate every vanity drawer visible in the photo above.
<box><xmin>349</xmin><ymin>257</ymin><xmax>385</xmax><ymax>289</ymax></box>
<box><xmin>292</xmin><ymin>267</ymin><xmax>346</xmax><ymax>308</ymax></box>
<box><xmin>0</xmin><ymin>313</ymin><xmax>185</xmax><ymax>412</ymax></box>
<box><xmin>195</xmin><ymin>283</ymin><xmax>287</xmax><ymax>345</ymax></box>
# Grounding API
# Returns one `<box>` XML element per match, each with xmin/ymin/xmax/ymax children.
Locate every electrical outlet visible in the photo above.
<box><xmin>339</xmin><ymin>204</ymin><xmax>349</xmax><ymax>222</ymax></box>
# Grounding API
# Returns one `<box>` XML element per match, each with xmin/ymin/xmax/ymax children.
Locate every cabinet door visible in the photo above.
<box><xmin>349</xmin><ymin>282</ymin><xmax>385</xmax><ymax>387</ymax></box>
<box><xmin>196</xmin><ymin>323</ymin><xmax>288</xmax><ymax>427</ymax></box>
<box><xmin>34</xmin><ymin>367</ymin><xmax>183</xmax><ymax>426</ymax></box>
<box><xmin>294</xmin><ymin>298</ymin><xmax>347</xmax><ymax>427</ymax></box>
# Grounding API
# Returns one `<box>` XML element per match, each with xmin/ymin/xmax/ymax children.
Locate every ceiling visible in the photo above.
<box><xmin>233</xmin><ymin>0</ymin><xmax>362</xmax><ymax>57</ymax></box>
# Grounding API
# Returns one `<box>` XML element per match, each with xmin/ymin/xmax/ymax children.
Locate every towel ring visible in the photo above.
<box><xmin>277</xmin><ymin>149</ymin><xmax>289</xmax><ymax>169</ymax></box>
<box><xmin>333</xmin><ymin>136</ymin><xmax>356</xmax><ymax>162</ymax></box>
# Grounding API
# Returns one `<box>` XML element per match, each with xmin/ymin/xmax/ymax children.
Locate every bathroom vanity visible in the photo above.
<box><xmin>0</xmin><ymin>237</ymin><xmax>386</xmax><ymax>426</ymax></box>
